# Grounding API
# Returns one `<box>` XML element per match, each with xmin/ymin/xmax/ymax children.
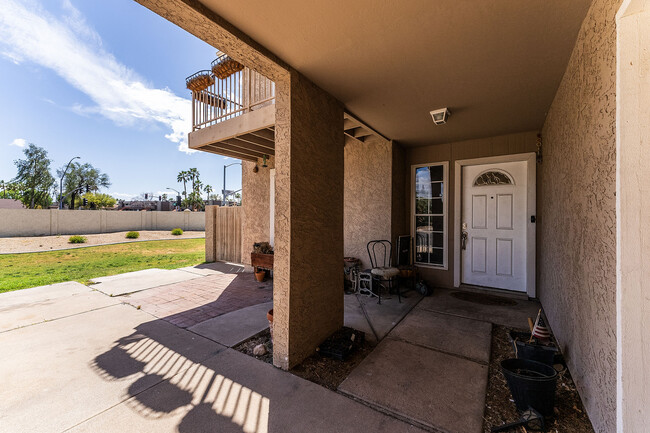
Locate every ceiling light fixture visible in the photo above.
<box><xmin>430</xmin><ymin>108</ymin><xmax>450</xmax><ymax>125</ymax></box>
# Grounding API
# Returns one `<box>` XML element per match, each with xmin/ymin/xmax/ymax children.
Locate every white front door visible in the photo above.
<box><xmin>461</xmin><ymin>161</ymin><xmax>527</xmax><ymax>292</ymax></box>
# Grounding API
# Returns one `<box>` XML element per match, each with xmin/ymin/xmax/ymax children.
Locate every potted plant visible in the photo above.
<box><xmin>267</xmin><ymin>308</ymin><xmax>273</xmax><ymax>341</ymax></box>
<box><xmin>185</xmin><ymin>70</ymin><xmax>214</xmax><ymax>92</ymax></box>
<box><xmin>251</xmin><ymin>242</ymin><xmax>273</xmax><ymax>281</ymax></box>
<box><xmin>255</xmin><ymin>269</ymin><xmax>266</xmax><ymax>282</ymax></box>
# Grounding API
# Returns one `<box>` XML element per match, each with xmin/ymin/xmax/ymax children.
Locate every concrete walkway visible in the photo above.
<box><xmin>0</xmin><ymin>265</ymin><xmax>425</xmax><ymax>433</ymax></box>
<box><xmin>339</xmin><ymin>288</ymin><xmax>542</xmax><ymax>433</ymax></box>
<box><xmin>344</xmin><ymin>290</ymin><xmax>423</xmax><ymax>342</ymax></box>
<box><xmin>0</xmin><ymin>265</ymin><xmax>542</xmax><ymax>433</ymax></box>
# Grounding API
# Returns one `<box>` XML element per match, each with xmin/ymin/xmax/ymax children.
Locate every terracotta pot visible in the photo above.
<box><xmin>255</xmin><ymin>270</ymin><xmax>265</xmax><ymax>282</ymax></box>
<box><xmin>267</xmin><ymin>309</ymin><xmax>274</xmax><ymax>341</ymax></box>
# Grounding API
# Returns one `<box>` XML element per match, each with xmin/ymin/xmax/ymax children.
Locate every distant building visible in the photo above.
<box><xmin>0</xmin><ymin>199</ymin><xmax>25</xmax><ymax>209</ymax></box>
<box><xmin>116</xmin><ymin>200</ymin><xmax>173</xmax><ymax>211</ymax></box>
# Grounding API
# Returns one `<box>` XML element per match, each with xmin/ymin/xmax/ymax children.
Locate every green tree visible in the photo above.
<box><xmin>59</xmin><ymin>162</ymin><xmax>111</xmax><ymax>209</ymax></box>
<box><xmin>0</xmin><ymin>181</ymin><xmax>25</xmax><ymax>201</ymax></box>
<box><xmin>12</xmin><ymin>143</ymin><xmax>55</xmax><ymax>209</ymax></box>
<box><xmin>82</xmin><ymin>192</ymin><xmax>117</xmax><ymax>209</ymax></box>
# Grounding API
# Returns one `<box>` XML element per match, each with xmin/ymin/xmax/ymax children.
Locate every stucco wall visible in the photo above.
<box><xmin>538</xmin><ymin>0</ymin><xmax>621</xmax><ymax>431</ymax></box>
<box><xmin>405</xmin><ymin>131</ymin><xmax>538</xmax><ymax>288</ymax></box>
<box><xmin>344</xmin><ymin>136</ymin><xmax>392</xmax><ymax>269</ymax></box>
<box><xmin>617</xmin><ymin>2</ymin><xmax>650</xmax><ymax>430</ymax></box>
<box><xmin>0</xmin><ymin>209</ymin><xmax>204</xmax><ymax>237</ymax></box>
<box><xmin>241</xmin><ymin>156</ymin><xmax>274</xmax><ymax>265</ymax></box>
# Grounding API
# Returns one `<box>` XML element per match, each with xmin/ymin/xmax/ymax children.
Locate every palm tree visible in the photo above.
<box><xmin>204</xmin><ymin>184</ymin><xmax>213</xmax><ymax>201</ymax></box>
<box><xmin>177</xmin><ymin>170</ymin><xmax>189</xmax><ymax>198</ymax></box>
<box><xmin>188</xmin><ymin>168</ymin><xmax>200</xmax><ymax>192</ymax></box>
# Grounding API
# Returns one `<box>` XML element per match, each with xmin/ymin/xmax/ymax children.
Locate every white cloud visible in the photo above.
<box><xmin>110</xmin><ymin>192</ymin><xmax>137</xmax><ymax>200</ymax></box>
<box><xmin>0</xmin><ymin>0</ymin><xmax>195</xmax><ymax>153</ymax></box>
<box><xmin>9</xmin><ymin>138</ymin><xmax>26</xmax><ymax>147</ymax></box>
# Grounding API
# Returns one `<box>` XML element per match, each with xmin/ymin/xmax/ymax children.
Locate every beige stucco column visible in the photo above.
<box><xmin>616</xmin><ymin>1</ymin><xmax>650</xmax><ymax>431</ymax></box>
<box><xmin>241</xmin><ymin>157</ymin><xmax>275</xmax><ymax>265</ymax></box>
<box><xmin>273</xmin><ymin>70</ymin><xmax>345</xmax><ymax>370</ymax></box>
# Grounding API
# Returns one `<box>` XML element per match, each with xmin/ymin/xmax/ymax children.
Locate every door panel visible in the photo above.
<box><xmin>496</xmin><ymin>194</ymin><xmax>513</xmax><ymax>230</ymax></box>
<box><xmin>472</xmin><ymin>195</ymin><xmax>487</xmax><ymax>229</ymax></box>
<box><xmin>496</xmin><ymin>238</ymin><xmax>513</xmax><ymax>276</ymax></box>
<box><xmin>461</xmin><ymin>161</ymin><xmax>527</xmax><ymax>291</ymax></box>
<box><xmin>471</xmin><ymin>237</ymin><xmax>487</xmax><ymax>273</ymax></box>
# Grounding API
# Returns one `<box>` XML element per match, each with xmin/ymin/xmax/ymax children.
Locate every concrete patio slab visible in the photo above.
<box><xmin>70</xmin><ymin>348</ymin><xmax>426</xmax><ymax>433</ymax></box>
<box><xmin>188</xmin><ymin>301</ymin><xmax>273</xmax><ymax>347</ymax></box>
<box><xmin>343</xmin><ymin>294</ymin><xmax>377</xmax><ymax>342</ymax></box>
<box><xmin>0</xmin><ymin>304</ymin><xmax>224</xmax><ymax>433</ymax></box>
<box><xmin>389</xmin><ymin>309</ymin><xmax>492</xmax><ymax>363</ymax></box>
<box><xmin>0</xmin><ymin>282</ymin><xmax>120</xmax><ymax>332</ymax></box>
<box><xmin>90</xmin><ymin>268</ymin><xmax>202</xmax><ymax>296</ymax></box>
<box><xmin>0</xmin><ymin>281</ymin><xmax>88</xmax><ymax>308</ymax></box>
<box><xmin>358</xmin><ymin>291</ymin><xmax>423</xmax><ymax>340</ymax></box>
<box><xmin>339</xmin><ymin>339</ymin><xmax>488</xmax><ymax>433</ymax></box>
<box><xmin>418</xmin><ymin>288</ymin><xmax>541</xmax><ymax>329</ymax></box>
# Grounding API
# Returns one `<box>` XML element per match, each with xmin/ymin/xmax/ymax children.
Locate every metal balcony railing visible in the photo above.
<box><xmin>187</xmin><ymin>60</ymin><xmax>275</xmax><ymax>131</ymax></box>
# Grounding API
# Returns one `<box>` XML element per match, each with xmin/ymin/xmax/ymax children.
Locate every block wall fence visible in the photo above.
<box><xmin>0</xmin><ymin>209</ymin><xmax>204</xmax><ymax>237</ymax></box>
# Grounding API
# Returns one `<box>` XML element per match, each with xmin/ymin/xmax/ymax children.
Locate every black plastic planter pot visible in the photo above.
<box><xmin>509</xmin><ymin>330</ymin><xmax>559</xmax><ymax>366</ymax></box>
<box><xmin>501</xmin><ymin>358</ymin><xmax>558</xmax><ymax>417</ymax></box>
<box><xmin>513</xmin><ymin>340</ymin><xmax>558</xmax><ymax>365</ymax></box>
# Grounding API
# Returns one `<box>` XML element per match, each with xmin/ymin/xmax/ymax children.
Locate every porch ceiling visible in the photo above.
<box><xmin>195</xmin><ymin>0</ymin><xmax>591</xmax><ymax>147</ymax></box>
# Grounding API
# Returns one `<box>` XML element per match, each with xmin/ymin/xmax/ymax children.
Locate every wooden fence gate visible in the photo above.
<box><xmin>205</xmin><ymin>205</ymin><xmax>242</xmax><ymax>263</ymax></box>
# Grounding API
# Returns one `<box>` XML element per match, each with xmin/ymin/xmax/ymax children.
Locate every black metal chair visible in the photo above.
<box><xmin>367</xmin><ymin>240</ymin><xmax>401</xmax><ymax>303</ymax></box>
<box><xmin>396</xmin><ymin>235</ymin><xmax>417</xmax><ymax>293</ymax></box>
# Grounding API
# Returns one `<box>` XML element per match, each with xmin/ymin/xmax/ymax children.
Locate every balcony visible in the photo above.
<box><xmin>186</xmin><ymin>54</ymin><xmax>276</xmax><ymax>162</ymax></box>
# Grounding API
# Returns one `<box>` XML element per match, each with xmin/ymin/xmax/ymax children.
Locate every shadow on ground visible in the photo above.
<box><xmin>87</xmin><ymin>315</ymin><xmax>422</xmax><ymax>433</ymax></box>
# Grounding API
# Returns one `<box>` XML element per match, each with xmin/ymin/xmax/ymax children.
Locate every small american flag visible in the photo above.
<box><xmin>532</xmin><ymin>309</ymin><xmax>551</xmax><ymax>340</ymax></box>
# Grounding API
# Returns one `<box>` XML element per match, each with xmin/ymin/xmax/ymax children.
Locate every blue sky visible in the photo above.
<box><xmin>0</xmin><ymin>0</ymin><xmax>242</xmax><ymax>200</ymax></box>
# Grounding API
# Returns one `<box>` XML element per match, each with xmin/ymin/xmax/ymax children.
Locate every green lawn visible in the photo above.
<box><xmin>0</xmin><ymin>238</ymin><xmax>206</xmax><ymax>293</ymax></box>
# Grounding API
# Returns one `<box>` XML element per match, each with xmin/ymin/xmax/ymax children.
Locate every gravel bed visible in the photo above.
<box><xmin>0</xmin><ymin>231</ymin><xmax>205</xmax><ymax>254</ymax></box>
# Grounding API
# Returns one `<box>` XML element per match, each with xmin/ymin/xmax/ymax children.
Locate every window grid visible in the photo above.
<box><xmin>413</xmin><ymin>163</ymin><xmax>447</xmax><ymax>268</ymax></box>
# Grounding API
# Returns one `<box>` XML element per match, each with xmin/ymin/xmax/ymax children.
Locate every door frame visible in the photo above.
<box><xmin>453</xmin><ymin>152</ymin><xmax>536</xmax><ymax>297</ymax></box>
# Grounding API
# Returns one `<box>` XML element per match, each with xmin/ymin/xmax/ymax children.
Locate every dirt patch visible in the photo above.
<box><xmin>233</xmin><ymin>328</ymin><xmax>274</xmax><ymax>364</ymax></box>
<box><xmin>0</xmin><ymin>231</ymin><xmax>205</xmax><ymax>254</ymax></box>
<box><xmin>234</xmin><ymin>328</ymin><xmax>375</xmax><ymax>391</ymax></box>
<box><xmin>483</xmin><ymin>325</ymin><xmax>595</xmax><ymax>433</ymax></box>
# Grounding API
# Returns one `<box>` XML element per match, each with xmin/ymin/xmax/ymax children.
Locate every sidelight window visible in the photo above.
<box><xmin>412</xmin><ymin>162</ymin><xmax>448</xmax><ymax>268</ymax></box>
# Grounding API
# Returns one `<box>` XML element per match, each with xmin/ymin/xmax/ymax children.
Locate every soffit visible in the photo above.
<box><xmin>197</xmin><ymin>0</ymin><xmax>591</xmax><ymax>147</ymax></box>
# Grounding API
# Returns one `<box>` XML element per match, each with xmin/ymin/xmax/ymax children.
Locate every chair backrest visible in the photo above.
<box><xmin>367</xmin><ymin>240</ymin><xmax>393</xmax><ymax>269</ymax></box>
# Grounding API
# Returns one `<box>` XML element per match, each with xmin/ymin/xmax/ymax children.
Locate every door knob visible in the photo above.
<box><xmin>461</xmin><ymin>231</ymin><xmax>468</xmax><ymax>250</ymax></box>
